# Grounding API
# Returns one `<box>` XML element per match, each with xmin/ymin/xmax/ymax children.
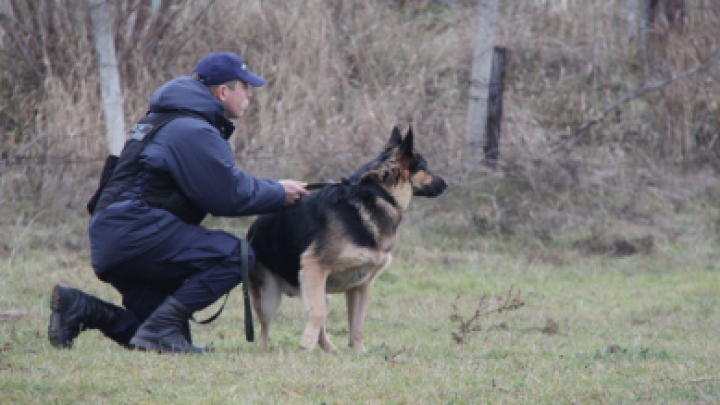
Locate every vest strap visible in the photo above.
<box><xmin>88</xmin><ymin>110</ymin><xmax>204</xmax><ymax>216</ymax></box>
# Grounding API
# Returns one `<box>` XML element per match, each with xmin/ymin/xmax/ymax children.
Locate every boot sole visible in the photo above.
<box><xmin>129</xmin><ymin>337</ymin><xmax>209</xmax><ymax>354</ymax></box>
<box><xmin>48</xmin><ymin>284</ymin><xmax>70</xmax><ymax>348</ymax></box>
<box><xmin>128</xmin><ymin>337</ymin><xmax>161</xmax><ymax>352</ymax></box>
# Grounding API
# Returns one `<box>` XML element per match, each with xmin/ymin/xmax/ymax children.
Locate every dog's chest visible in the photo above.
<box><xmin>325</xmin><ymin>267</ymin><xmax>375</xmax><ymax>292</ymax></box>
<box><xmin>324</xmin><ymin>247</ymin><xmax>392</xmax><ymax>292</ymax></box>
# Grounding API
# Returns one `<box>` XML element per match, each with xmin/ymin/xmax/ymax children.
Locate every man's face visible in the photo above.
<box><xmin>218</xmin><ymin>80</ymin><xmax>252</xmax><ymax>120</ymax></box>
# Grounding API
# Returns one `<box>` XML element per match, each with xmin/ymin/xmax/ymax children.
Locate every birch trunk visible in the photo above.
<box><xmin>465</xmin><ymin>0</ymin><xmax>499</xmax><ymax>171</ymax></box>
<box><xmin>89</xmin><ymin>0</ymin><xmax>125</xmax><ymax>156</ymax></box>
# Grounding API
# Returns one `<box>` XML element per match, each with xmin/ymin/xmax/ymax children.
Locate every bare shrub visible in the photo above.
<box><xmin>450</xmin><ymin>286</ymin><xmax>524</xmax><ymax>344</ymax></box>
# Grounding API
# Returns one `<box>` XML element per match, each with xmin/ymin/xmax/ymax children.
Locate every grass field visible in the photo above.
<box><xmin>1</xmin><ymin>201</ymin><xmax>719</xmax><ymax>405</ymax></box>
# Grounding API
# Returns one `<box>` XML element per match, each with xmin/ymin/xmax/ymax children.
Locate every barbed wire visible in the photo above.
<box><xmin>0</xmin><ymin>146</ymin><xmax>455</xmax><ymax>168</ymax></box>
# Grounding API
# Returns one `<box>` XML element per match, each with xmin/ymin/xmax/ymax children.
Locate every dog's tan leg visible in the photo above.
<box><xmin>346</xmin><ymin>256</ymin><xmax>392</xmax><ymax>353</ymax></box>
<box><xmin>347</xmin><ymin>283</ymin><xmax>375</xmax><ymax>353</ymax></box>
<box><xmin>299</xmin><ymin>255</ymin><xmax>331</xmax><ymax>351</ymax></box>
<box><xmin>251</xmin><ymin>272</ymin><xmax>283</xmax><ymax>350</ymax></box>
<box><xmin>345</xmin><ymin>287</ymin><xmax>366</xmax><ymax>353</ymax></box>
<box><xmin>317</xmin><ymin>295</ymin><xmax>337</xmax><ymax>352</ymax></box>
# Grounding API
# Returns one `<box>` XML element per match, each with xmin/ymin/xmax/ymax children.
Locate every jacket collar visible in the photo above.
<box><xmin>216</xmin><ymin>114</ymin><xmax>236</xmax><ymax>140</ymax></box>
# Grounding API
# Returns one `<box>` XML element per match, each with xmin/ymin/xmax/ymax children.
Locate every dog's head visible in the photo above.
<box><xmin>349</xmin><ymin>126</ymin><xmax>447</xmax><ymax>207</ymax></box>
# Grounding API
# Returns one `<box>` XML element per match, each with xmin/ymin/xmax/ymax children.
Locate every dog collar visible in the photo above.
<box><xmin>363</xmin><ymin>183</ymin><xmax>397</xmax><ymax>207</ymax></box>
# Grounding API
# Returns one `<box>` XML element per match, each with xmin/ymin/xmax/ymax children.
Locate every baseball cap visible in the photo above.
<box><xmin>193</xmin><ymin>52</ymin><xmax>266</xmax><ymax>87</ymax></box>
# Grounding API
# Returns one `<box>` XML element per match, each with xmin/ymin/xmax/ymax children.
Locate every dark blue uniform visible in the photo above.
<box><xmin>88</xmin><ymin>76</ymin><xmax>285</xmax><ymax>345</ymax></box>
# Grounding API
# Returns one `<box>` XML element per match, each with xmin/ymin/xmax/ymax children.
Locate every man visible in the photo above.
<box><xmin>48</xmin><ymin>51</ymin><xmax>308</xmax><ymax>354</ymax></box>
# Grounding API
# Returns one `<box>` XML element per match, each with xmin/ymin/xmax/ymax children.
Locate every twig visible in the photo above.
<box><xmin>553</xmin><ymin>48</ymin><xmax>720</xmax><ymax>154</ymax></box>
<box><xmin>450</xmin><ymin>286</ymin><xmax>524</xmax><ymax>344</ymax></box>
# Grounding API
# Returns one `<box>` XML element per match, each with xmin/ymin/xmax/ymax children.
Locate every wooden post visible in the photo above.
<box><xmin>465</xmin><ymin>0</ymin><xmax>499</xmax><ymax>172</ymax></box>
<box><xmin>484</xmin><ymin>46</ymin><xmax>506</xmax><ymax>169</ymax></box>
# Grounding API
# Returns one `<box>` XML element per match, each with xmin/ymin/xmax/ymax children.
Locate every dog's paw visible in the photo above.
<box><xmin>349</xmin><ymin>342</ymin><xmax>367</xmax><ymax>354</ymax></box>
<box><xmin>299</xmin><ymin>336</ymin><xmax>317</xmax><ymax>352</ymax></box>
<box><xmin>319</xmin><ymin>339</ymin><xmax>337</xmax><ymax>352</ymax></box>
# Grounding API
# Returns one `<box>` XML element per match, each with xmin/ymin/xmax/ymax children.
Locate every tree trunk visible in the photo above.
<box><xmin>465</xmin><ymin>0</ymin><xmax>499</xmax><ymax>171</ymax></box>
<box><xmin>89</xmin><ymin>0</ymin><xmax>125</xmax><ymax>156</ymax></box>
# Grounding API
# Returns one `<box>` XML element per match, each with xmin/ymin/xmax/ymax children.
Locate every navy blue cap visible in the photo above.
<box><xmin>193</xmin><ymin>52</ymin><xmax>266</xmax><ymax>87</ymax></box>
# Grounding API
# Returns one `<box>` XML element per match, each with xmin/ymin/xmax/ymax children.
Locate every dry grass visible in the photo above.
<box><xmin>1</xmin><ymin>1</ymin><xmax>718</xmax><ymax>190</ymax></box>
<box><xmin>0</xmin><ymin>1</ymin><xmax>717</xmax><ymax>276</ymax></box>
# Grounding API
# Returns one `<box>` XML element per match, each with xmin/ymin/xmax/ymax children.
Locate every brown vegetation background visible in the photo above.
<box><xmin>1</xmin><ymin>0</ymin><xmax>719</xmax><ymax>251</ymax></box>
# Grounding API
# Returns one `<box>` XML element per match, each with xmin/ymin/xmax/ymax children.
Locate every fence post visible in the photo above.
<box><xmin>484</xmin><ymin>46</ymin><xmax>506</xmax><ymax>169</ymax></box>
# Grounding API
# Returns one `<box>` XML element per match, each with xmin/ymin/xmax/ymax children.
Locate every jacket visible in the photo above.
<box><xmin>89</xmin><ymin>76</ymin><xmax>285</xmax><ymax>274</ymax></box>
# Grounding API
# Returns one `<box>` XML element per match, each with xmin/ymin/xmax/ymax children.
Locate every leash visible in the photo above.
<box><xmin>306</xmin><ymin>178</ymin><xmax>348</xmax><ymax>190</ymax></box>
<box><xmin>239</xmin><ymin>239</ymin><xmax>253</xmax><ymax>342</ymax></box>
<box><xmin>306</xmin><ymin>183</ymin><xmax>328</xmax><ymax>190</ymax></box>
<box><xmin>192</xmin><ymin>239</ymin><xmax>254</xmax><ymax>342</ymax></box>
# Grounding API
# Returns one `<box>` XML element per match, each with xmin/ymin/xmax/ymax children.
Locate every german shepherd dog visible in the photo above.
<box><xmin>247</xmin><ymin>126</ymin><xmax>447</xmax><ymax>352</ymax></box>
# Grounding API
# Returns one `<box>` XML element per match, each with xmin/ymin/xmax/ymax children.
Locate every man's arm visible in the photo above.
<box><xmin>155</xmin><ymin>121</ymin><xmax>289</xmax><ymax>216</ymax></box>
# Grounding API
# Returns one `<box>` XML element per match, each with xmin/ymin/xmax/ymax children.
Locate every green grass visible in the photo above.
<box><xmin>1</xmin><ymin>209</ymin><xmax>719</xmax><ymax>404</ymax></box>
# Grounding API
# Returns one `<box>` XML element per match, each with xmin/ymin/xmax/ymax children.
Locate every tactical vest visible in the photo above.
<box><xmin>87</xmin><ymin>110</ymin><xmax>208</xmax><ymax>224</ymax></box>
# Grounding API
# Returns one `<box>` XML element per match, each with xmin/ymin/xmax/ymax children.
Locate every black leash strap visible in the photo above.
<box><xmin>306</xmin><ymin>178</ymin><xmax>348</xmax><ymax>191</ymax></box>
<box><xmin>306</xmin><ymin>182</ymin><xmax>331</xmax><ymax>190</ymax></box>
<box><xmin>192</xmin><ymin>239</ymin><xmax>254</xmax><ymax>342</ymax></box>
<box><xmin>240</xmin><ymin>239</ymin><xmax>254</xmax><ymax>342</ymax></box>
<box><xmin>192</xmin><ymin>293</ymin><xmax>229</xmax><ymax>325</ymax></box>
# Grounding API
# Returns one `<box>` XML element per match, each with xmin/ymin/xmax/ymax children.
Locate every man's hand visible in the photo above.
<box><xmin>279</xmin><ymin>180</ymin><xmax>309</xmax><ymax>205</ymax></box>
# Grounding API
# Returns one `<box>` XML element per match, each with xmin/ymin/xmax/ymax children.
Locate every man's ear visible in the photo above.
<box><xmin>214</xmin><ymin>83</ymin><xmax>230</xmax><ymax>101</ymax></box>
<box><xmin>221</xmin><ymin>84</ymin><xmax>231</xmax><ymax>100</ymax></box>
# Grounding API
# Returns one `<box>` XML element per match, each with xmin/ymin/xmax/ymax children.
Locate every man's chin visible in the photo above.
<box><xmin>225</xmin><ymin>110</ymin><xmax>246</xmax><ymax>120</ymax></box>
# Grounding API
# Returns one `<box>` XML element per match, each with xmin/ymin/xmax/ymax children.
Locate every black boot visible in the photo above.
<box><xmin>48</xmin><ymin>284</ymin><xmax>122</xmax><ymax>348</ymax></box>
<box><xmin>129</xmin><ymin>297</ymin><xmax>210</xmax><ymax>354</ymax></box>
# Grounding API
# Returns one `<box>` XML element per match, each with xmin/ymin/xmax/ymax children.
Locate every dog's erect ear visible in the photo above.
<box><xmin>386</xmin><ymin>126</ymin><xmax>403</xmax><ymax>149</ymax></box>
<box><xmin>399</xmin><ymin>126</ymin><xmax>414</xmax><ymax>157</ymax></box>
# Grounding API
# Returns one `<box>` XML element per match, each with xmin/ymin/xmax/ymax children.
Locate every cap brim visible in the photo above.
<box><xmin>241</xmin><ymin>70</ymin><xmax>266</xmax><ymax>87</ymax></box>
